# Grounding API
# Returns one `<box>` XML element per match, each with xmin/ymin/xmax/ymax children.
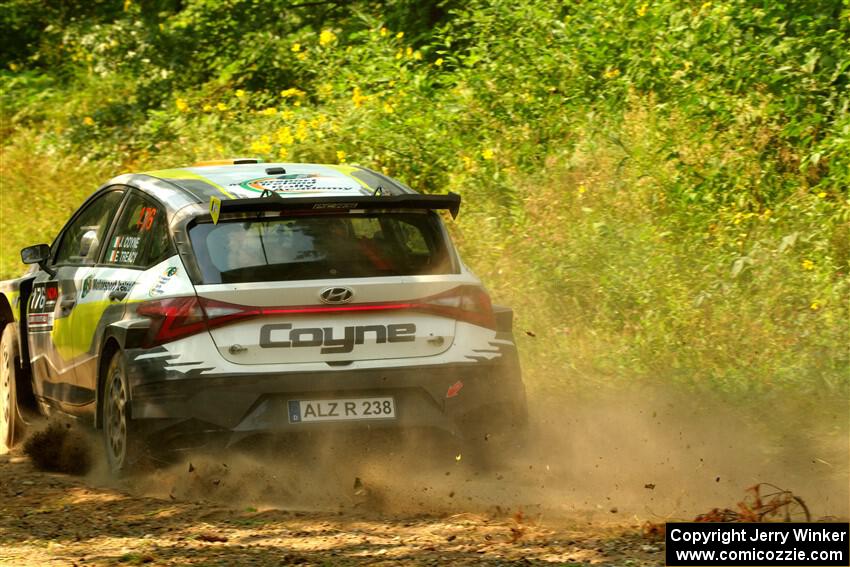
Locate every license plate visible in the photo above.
<box><xmin>288</xmin><ymin>397</ymin><xmax>396</xmax><ymax>423</ymax></box>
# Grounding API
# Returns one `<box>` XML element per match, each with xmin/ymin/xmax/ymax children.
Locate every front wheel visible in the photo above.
<box><xmin>1</xmin><ymin>323</ymin><xmax>26</xmax><ymax>453</ymax></box>
<box><xmin>102</xmin><ymin>351</ymin><xmax>142</xmax><ymax>473</ymax></box>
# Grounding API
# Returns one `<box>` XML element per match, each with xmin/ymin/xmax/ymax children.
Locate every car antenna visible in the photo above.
<box><xmin>373</xmin><ymin>185</ymin><xmax>383</xmax><ymax>197</ymax></box>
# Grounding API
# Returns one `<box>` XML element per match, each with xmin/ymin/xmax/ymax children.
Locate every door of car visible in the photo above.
<box><xmin>28</xmin><ymin>187</ymin><xmax>127</xmax><ymax>410</ymax></box>
<box><xmin>69</xmin><ymin>189</ymin><xmax>174</xmax><ymax>398</ymax></box>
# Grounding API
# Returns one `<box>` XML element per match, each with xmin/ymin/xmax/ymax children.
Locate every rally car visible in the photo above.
<box><xmin>0</xmin><ymin>160</ymin><xmax>526</xmax><ymax>472</ymax></box>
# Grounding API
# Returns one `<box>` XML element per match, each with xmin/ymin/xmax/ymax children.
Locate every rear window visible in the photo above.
<box><xmin>188</xmin><ymin>212</ymin><xmax>454</xmax><ymax>283</ymax></box>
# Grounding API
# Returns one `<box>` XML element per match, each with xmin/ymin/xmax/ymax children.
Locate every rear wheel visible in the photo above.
<box><xmin>103</xmin><ymin>351</ymin><xmax>142</xmax><ymax>473</ymax></box>
<box><xmin>1</xmin><ymin>323</ymin><xmax>26</xmax><ymax>453</ymax></box>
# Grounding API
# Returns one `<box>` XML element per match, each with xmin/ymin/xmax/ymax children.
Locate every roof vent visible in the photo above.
<box><xmin>265</xmin><ymin>167</ymin><xmax>286</xmax><ymax>175</ymax></box>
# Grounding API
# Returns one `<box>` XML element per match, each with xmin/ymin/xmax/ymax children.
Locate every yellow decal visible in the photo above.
<box><xmin>145</xmin><ymin>168</ymin><xmax>235</xmax><ymax>199</ymax></box>
<box><xmin>210</xmin><ymin>196</ymin><xmax>221</xmax><ymax>224</ymax></box>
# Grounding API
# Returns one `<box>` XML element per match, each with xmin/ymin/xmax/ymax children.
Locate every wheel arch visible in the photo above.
<box><xmin>0</xmin><ymin>291</ymin><xmax>38</xmax><ymax>416</ymax></box>
<box><xmin>96</xmin><ymin>336</ymin><xmax>122</xmax><ymax>429</ymax></box>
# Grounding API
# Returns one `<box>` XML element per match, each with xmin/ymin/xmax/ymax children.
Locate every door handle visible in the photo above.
<box><xmin>109</xmin><ymin>290</ymin><xmax>128</xmax><ymax>302</ymax></box>
<box><xmin>59</xmin><ymin>298</ymin><xmax>76</xmax><ymax>311</ymax></box>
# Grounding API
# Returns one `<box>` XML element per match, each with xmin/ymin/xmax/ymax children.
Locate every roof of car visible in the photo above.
<box><xmin>139</xmin><ymin>163</ymin><xmax>414</xmax><ymax>205</ymax></box>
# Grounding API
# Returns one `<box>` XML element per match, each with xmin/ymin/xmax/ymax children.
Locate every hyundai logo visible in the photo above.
<box><xmin>319</xmin><ymin>287</ymin><xmax>354</xmax><ymax>304</ymax></box>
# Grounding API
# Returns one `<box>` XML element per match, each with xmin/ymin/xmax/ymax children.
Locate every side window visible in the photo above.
<box><xmin>53</xmin><ymin>190</ymin><xmax>125</xmax><ymax>266</ymax></box>
<box><xmin>104</xmin><ymin>192</ymin><xmax>173</xmax><ymax>268</ymax></box>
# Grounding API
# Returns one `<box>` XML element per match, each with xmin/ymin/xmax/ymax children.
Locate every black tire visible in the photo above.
<box><xmin>102</xmin><ymin>350</ymin><xmax>143</xmax><ymax>474</ymax></box>
<box><xmin>1</xmin><ymin>323</ymin><xmax>26</xmax><ymax>453</ymax></box>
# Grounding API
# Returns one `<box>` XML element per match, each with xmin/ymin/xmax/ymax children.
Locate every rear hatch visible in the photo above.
<box><xmin>186</xmin><ymin>211</ymin><xmax>491</xmax><ymax>364</ymax></box>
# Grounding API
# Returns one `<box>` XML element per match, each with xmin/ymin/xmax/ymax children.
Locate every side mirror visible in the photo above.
<box><xmin>21</xmin><ymin>244</ymin><xmax>55</xmax><ymax>277</ymax></box>
<box><xmin>21</xmin><ymin>244</ymin><xmax>50</xmax><ymax>265</ymax></box>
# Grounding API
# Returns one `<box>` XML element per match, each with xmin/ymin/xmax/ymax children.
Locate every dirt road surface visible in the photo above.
<box><xmin>2</xmin><ymin>393</ymin><xmax>846</xmax><ymax>566</ymax></box>
<box><xmin>0</xmin><ymin>449</ymin><xmax>664</xmax><ymax>566</ymax></box>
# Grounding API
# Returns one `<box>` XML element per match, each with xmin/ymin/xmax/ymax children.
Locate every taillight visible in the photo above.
<box><xmin>419</xmin><ymin>286</ymin><xmax>495</xmax><ymax>329</ymax></box>
<box><xmin>136</xmin><ymin>296</ymin><xmax>209</xmax><ymax>347</ymax></box>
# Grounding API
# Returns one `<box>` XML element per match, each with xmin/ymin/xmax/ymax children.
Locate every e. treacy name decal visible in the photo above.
<box><xmin>259</xmin><ymin>323</ymin><xmax>416</xmax><ymax>354</ymax></box>
<box><xmin>106</xmin><ymin>235</ymin><xmax>141</xmax><ymax>264</ymax></box>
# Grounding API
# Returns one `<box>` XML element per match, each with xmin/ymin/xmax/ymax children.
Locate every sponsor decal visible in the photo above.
<box><xmin>148</xmin><ymin>266</ymin><xmax>179</xmax><ymax>297</ymax></box>
<box><xmin>259</xmin><ymin>323</ymin><xmax>416</xmax><ymax>354</ymax></box>
<box><xmin>81</xmin><ymin>276</ymin><xmax>134</xmax><ymax>299</ymax></box>
<box><xmin>233</xmin><ymin>173</ymin><xmax>361</xmax><ymax>194</ymax></box>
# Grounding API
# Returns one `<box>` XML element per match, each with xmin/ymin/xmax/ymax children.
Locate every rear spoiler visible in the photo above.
<box><xmin>213</xmin><ymin>192</ymin><xmax>461</xmax><ymax>219</ymax></box>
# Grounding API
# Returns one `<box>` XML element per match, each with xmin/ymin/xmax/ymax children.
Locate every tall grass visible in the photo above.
<box><xmin>1</xmin><ymin>0</ymin><xmax>847</xmax><ymax>402</ymax></box>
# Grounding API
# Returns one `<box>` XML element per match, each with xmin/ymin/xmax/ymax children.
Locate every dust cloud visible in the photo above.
<box><xmin>89</xmin><ymin>386</ymin><xmax>849</xmax><ymax>523</ymax></box>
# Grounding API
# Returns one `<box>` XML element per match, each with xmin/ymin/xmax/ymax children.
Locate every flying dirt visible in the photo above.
<box><xmin>1</xmin><ymin>386</ymin><xmax>847</xmax><ymax>566</ymax></box>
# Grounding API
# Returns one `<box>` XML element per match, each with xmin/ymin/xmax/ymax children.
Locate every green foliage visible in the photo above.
<box><xmin>1</xmin><ymin>0</ymin><xmax>847</xmax><ymax>399</ymax></box>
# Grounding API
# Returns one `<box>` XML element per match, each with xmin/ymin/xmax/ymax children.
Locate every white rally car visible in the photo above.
<box><xmin>0</xmin><ymin>160</ymin><xmax>526</xmax><ymax>472</ymax></box>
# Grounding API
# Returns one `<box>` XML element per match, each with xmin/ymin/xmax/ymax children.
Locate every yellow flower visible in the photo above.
<box><xmin>250</xmin><ymin>137</ymin><xmax>272</xmax><ymax>154</ymax></box>
<box><xmin>603</xmin><ymin>68</ymin><xmax>620</xmax><ymax>79</ymax></box>
<box><xmin>291</xmin><ymin>43</ymin><xmax>301</xmax><ymax>52</ymax></box>
<box><xmin>413</xmin><ymin>51</ymin><xmax>423</xmax><ymax>61</ymax></box>
<box><xmin>280</xmin><ymin>109</ymin><xmax>294</xmax><ymax>120</ymax></box>
<box><xmin>577</xmin><ymin>184</ymin><xmax>587</xmax><ymax>195</ymax></box>
<box><xmin>396</xmin><ymin>31</ymin><xmax>404</xmax><ymax>39</ymax></box>
<box><xmin>817</xmin><ymin>191</ymin><xmax>827</xmax><ymax>198</ymax></box>
<box><xmin>462</xmin><ymin>155</ymin><xmax>475</xmax><ymax>169</ymax></box>
<box><xmin>406</xmin><ymin>47</ymin><xmax>413</xmax><ymax>57</ymax></box>
<box><xmin>278</xmin><ymin>147</ymin><xmax>289</xmax><ymax>160</ymax></box>
<box><xmin>297</xmin><ymin>52</ymin><xmax>307</xmax><ymax>61</ymax></box>
<box><xmin>319</xmin><ymin>30</ymin><xmax>336</xmax><ymax>46</ymax></box>
<box><xmin>317</xmin><ymin>83</ymin><xmax>333</xmax><ymax>98</ymax></box>
<box><xmin>280</xmin><ymin>87</ymin><xmax>305</xmax><ymax>98</ymax></box>
<box><xmin>380</xmin><ymin>27</ymin><xmax>388</xmax><ymax>37</ymax></box>
<box><xmin>435</xmin><ymin>58</ymin><xmax>444</xmax><ymax>67</ymax></box>
<box><xmin>481</xmin><ymin>148</ymin><xmax>494</xmax><ymax>160</ymax></box>
<box><xmin>352</xmin><ymin>86</ymin><xmax>367</xmax><ymax>108</ymax></box>
<box><xmin>175</xmin><ymin>98</ymin><xmax>189</xmax><ymax>112</ymax></box>
<box><xmin>8</xmin><ymin>62</ymin><xmax>19</xmax><ymax>71</ymax></box>
<box><xmin>395</xmin><ymin>50</ymin><xmax>403</xmax><ymax>60</ymax></box>
<box><xmin>235</xmin><ymin>89</ymin><xmax>246</xmax><ymax>99</ymax></box>
<box><xmin>336</xmin><ymin>150</ymin><xmax>347</xmax><ymax>162</ymax></box>
<box><xmin>275</xmin><ymin>127</ymin><xmax>294</xmax><ymax>146</ymax></box>
<box><xmin>83</xmin><ymin>116</ymin><xmax>95</xmax><ymax>126</ymax></box>
<box><xmin>637</xmin><ymin>2</ymin><xmax>649</xmax><ymax>16</ymax></box>
<box><xmin>202</xmin><ymin>103</ymin><xmax>213</xmax><ymax>112</ymax></box>
<box><xmin>801</xmin><ymin>259</ymin><xmax>814</xmax><ymax>271</ymax></box>
<box><xmin>260</xmin><ymin>107</ymin><xmax>278</xmax><ymax>116</ymax></box>
<box><xmin>295</xmin><ymin>119</ymin><xmax>309</xmax><ymax>142</ymax></box>
<box><xmin>216</xmin><ymin>102</ymin><xmax>228</xmax><ymax>111</ymax></box>
<box><xmin>383</xmin><ymin>102</ymin><xmax>394</xmax><ymax>114</ymax></box>
<box><xmin>810</xmin><ymin>300</ymin><xmax>822</xmax><ymax>311</ymax></box>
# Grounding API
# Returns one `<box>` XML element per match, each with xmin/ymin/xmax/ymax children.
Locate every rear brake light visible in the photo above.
<box><xmin>136</xmin><ymin>296</ymin><xmax>208</xmax><ymax>347</ymax></box>
<box><xmin>419</xmin><ymin>286</ymin><xmax>495</xmax><ymax>329</ymax></box>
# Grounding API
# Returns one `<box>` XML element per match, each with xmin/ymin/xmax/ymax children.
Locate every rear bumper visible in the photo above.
<box><xmin>125</xmin><ymin>352</ymin><xmax>526</xmax><ymax>441</ymax></box>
